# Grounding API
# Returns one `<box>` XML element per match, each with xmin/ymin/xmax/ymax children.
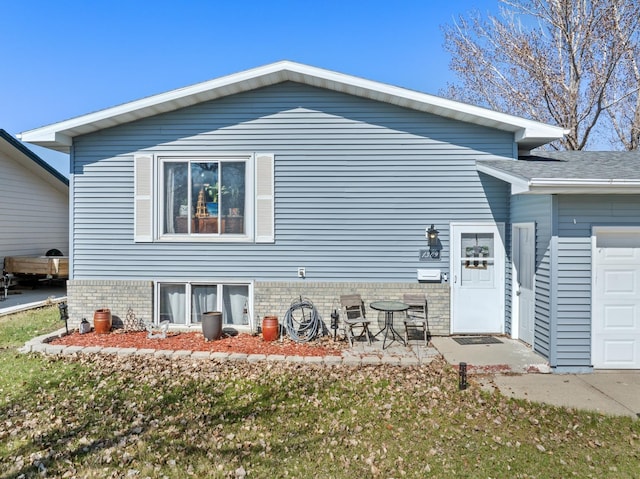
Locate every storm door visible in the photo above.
<box><xmin>451</xmin><ymin>223</ymin><xmax>505</xmax><ymax>334</ymax></box>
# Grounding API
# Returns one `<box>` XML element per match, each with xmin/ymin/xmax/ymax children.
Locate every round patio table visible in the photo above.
<box><xmin>370</xmin><ymin>300</ymin><xmax>409</xmax><ymax>349</ymax></box>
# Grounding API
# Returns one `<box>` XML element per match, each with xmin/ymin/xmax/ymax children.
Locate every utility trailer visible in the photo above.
<box><xmin>3</xmin><ymin>256</ymin><xmax>69</xmax><ymax>279</ymax></box>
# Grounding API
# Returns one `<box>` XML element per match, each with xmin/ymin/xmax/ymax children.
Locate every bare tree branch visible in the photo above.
<box><xmin>441</xmin><ymin>0</ymin><xmax>640</xmax><ymax>151</ymax></box>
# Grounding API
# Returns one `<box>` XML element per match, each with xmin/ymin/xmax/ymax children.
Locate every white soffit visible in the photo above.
<box><xmin>20</xmin><ymin>61</ymin><xmax>566</xmax><ymax>153</ymax></box>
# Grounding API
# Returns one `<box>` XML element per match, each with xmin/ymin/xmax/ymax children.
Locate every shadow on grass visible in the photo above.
<box><xmin>0</xmin><ymin>355</ymin><xmax>344</xmax><ymax>478</ymax></box>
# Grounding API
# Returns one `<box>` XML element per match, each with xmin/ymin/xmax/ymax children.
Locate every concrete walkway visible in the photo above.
<box><xmin>432</xmin><ymin>336</ymin><xmax>639</xmax><ymax>419</ymax></box>
<box><xmin>431</xmin><ymin>336</ymin><xmax>550</xmax><ymax>373</ymax></box>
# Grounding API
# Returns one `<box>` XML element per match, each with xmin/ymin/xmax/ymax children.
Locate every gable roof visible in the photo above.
<box><xmin>19</xmin><ymin>61</ymin><xmax>566</xmax><ymax>154</ymax></box>
<box><xmin>0</xmin><ymin>129</ymin><xmax>68</xmax><ymax>191</ymax></box>
<box><xmin>477</xmin><ymin>151</ymin><xmax>640</xmax><ymax>194</ymax></box>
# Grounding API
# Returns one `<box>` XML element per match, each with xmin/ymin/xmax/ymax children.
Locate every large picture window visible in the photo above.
<box><xmin>162</xmin><ymin>159</ymin><xmax>247</xmax><ymax>236</ymax></box>
<box><xmin>134</xmin><ymin>152</ymin><xmax>273</xmax><ymax>243</ymax></box>
<box><xmin>158</xmin><ymin>282</ymin><xmax>251</xmax><ymax>326</ymax></box>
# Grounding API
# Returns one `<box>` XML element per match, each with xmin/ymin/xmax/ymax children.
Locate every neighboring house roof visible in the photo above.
<box><xmin>477</xmin><ymin>151</ymin><xmax>640</xmax><ymax>194</ymax></box>
<box><xmin>0</xmin><ymin>129</ymin><xmax>68</xmax><ymax>192</ymax></box>
<box><xmin>19</xmin><ymin>61</ymin><xmax>566</xmax><ymax>154</ymax></box>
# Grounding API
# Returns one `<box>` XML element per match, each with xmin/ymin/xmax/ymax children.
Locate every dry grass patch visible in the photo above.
<box><xmin>0</xmin><ymin>307</ymin><xmax>639</xmax><ymax>478</ymax></box>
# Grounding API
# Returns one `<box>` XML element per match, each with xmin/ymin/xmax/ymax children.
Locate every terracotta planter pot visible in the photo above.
<box><xmin>262</xmin><ymin>316</ymin><xmax>279</xmax><ymax>342</ymax></box>
<box><xmin>93</xmin><ymin>308</ymin><xmax>112</xmax><ymax>334</ymax></box>
<box><xmin>202</xmin><ymin>311</ymin><xmax>223</xmax><ymax>341</ymax></box>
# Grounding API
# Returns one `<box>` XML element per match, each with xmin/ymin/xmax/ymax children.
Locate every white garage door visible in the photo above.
<box><xmin>593</xmin><ymin>229</ymin><xmax>640</xmax><ymax>369</ymax></box>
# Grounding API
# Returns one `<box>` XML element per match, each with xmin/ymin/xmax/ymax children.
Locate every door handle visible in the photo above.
<box><xmin>516</xmin><ymin>290</ymin><xmax>521</xmax><ymax>296</ymax></box>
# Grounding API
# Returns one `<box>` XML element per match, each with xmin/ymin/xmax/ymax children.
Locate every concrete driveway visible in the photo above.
<box><xmin>0</xmin><ymin>283</ymin><xmax>66</xmax><ymax>316</ymax></box>
<box><xmin>485</xmin><ymin>371</ymin><xmax>640</xmax><ymax>418</ymax></box>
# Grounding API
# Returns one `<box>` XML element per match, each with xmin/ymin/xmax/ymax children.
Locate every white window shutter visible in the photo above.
<box><xmin>255</xmin><ymin>153</ymin><xmax>274</xmax><ymax>243</ymax></box>
<box><xmin>134</xmin><ymin>153</ymin><xmax>153</xmax><ymax>242</ymax></box>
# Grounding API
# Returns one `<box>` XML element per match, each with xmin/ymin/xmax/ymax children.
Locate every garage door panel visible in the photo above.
<box><xmin>593</xmin><ymin>229</ymin><xmax>640</xmax><ymax>369</ymax></box>
<box><xmin>602</xmin><ymin>340</ymin><xmax>637</xmax><ymax>365</ymax></box>
<box><xmin>603</xmin><ymin>305</ymin><xmax>636</xmax><ymax>328</ymax></box>
<box><xmin>602</xmin><ymin>270</ymin><xmax>638</xmax><ymax>295</ymax></box>
<box><xmin>602</xmin><ymin>248</ymin><xmax>639</xmax><ymax>260</ymax></box>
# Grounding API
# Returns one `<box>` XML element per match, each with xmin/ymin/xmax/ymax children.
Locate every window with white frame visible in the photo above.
<box><xmin>158</xmin><ymin>282</ymin><xmax>251</xmax><ymax>326</ymax></box>
<box><xmin>133</xmin><ymin>153</ymin><xmax>274</xmax><ymax>243</ymax></box>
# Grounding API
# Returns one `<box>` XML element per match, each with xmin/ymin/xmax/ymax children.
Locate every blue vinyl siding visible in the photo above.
<box><xmin>511</xmin><ymin>194</ymin><xmax>553</xmax><ymax>359</ymax></box>
<box><xmin>71</xmin><ymin>82</ymin><xmax>513</xmax><ymax>281</ymax></box>
<box><xmin>554</xmin><ymin>195</ymin><xmax>640</xmax><ymax>369</ymax></box>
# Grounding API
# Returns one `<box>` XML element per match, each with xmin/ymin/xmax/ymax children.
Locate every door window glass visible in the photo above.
<box><xmin>460</xmin><ymin>233</ymin><xmax>495</xmax><ymax>287</ymax></box>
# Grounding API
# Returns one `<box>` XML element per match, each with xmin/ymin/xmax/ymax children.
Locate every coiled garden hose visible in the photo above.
<box><xmin>283</xmin><ymin>297</ymin><xmax>324</xmax><ymax>343</ymax></box>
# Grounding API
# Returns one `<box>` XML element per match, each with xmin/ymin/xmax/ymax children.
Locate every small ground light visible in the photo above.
<box><xmin>58</xmin><ymin>302</ymin><xmax>69</xmax><ymax>334</ymax></box>
<box><xmin>459</xmin><ymin>362</ymin><xmax>468</xmax><ymax>390</ymax></box>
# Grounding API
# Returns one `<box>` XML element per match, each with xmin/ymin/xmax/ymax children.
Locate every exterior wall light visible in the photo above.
<box><xmin>427</xmin><ymin>224</ymin><xmax>439</xmax><ymax>247</ymax></box>
<box><xmin>424</xmin><ymin>224</ymin><xmax>440</xmax><ymax>260</ymax></box>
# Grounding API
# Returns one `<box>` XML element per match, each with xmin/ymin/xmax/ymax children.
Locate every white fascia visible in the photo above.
<box><xmin>527</xmin><ymin>178</ymin><xmax>640</xmax><ymax>194</ymax></box>
<box><xmin>477</xmin><ymin>163</ymin><xmax>640</xmax><ymax>195</ymax></box>
<box><xmin>20</xmin><ymin>60</ymin><xmax>567</xmax><ymax>153</ymax></box>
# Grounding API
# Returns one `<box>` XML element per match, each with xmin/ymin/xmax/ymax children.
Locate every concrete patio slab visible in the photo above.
<box><xmin>431</xmin><ymin>336</ymin><xmax>550</xmax><ymax>373</ymax></box>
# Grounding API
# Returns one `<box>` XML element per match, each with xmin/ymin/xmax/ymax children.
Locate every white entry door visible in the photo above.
<box><xmin>592</xmin><ymin>228</ymin><xmax>640</xmax><ymax>369</ymax></box>
<box><xmin>513</xmin><ymin>223</ymin><xmax>535</xmax><ymax>345</ymax></box>
<box><xmin>451</xmin><ymin>223</ymin><xmax>505</xmax><ymax>334</ymax></box>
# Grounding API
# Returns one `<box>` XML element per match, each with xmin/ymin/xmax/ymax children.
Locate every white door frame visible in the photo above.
<box><xmin>512</xmin><ymin>222</ymin><xmax>536</xmax><ymax>345</ymax></box>
<box><xmin>450</xmin><ymin>221</ymin><xmax>506</xmax><ymax>334</ymax></box>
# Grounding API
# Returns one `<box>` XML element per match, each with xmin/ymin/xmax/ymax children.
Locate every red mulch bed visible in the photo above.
<box><xmin>50</xmin><ymin>330</ymin><xmax>345</xmax><ymax>357</ymax></box>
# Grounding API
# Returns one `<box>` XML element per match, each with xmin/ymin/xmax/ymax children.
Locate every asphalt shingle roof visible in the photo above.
<box><xmin>479</xmin><ymin>151</ymin><xmax>640</xmax><ymax>181</ymax></box>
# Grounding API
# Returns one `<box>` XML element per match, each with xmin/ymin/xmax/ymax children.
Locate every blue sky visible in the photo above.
<box><xmin>1</xmin><ymin>0</ymin><xmax>500</xmax><ymax>176</ymax></box>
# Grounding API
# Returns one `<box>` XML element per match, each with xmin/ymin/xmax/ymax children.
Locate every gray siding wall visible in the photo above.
<box><xmin>555</xmin><ymin>194</ymin><xmax>640</xmax><ymax>369</ymax></box>
<box><xmin>511</xmin><ymin>194</ymin><xmax>553</xmax><ymax>360</ymax></box>
<box><xmin>71</xmin><ymin>82</ymin><xmax>513</xmax><ymax>282</ymax></box>
<box><xmin>0</xmin><ymin>150</ymin><xmax>68</xmax><ymax>258</ymax></box>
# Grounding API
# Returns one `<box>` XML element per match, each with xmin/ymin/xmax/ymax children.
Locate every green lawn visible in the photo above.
<box><xmin>1</xmin><ymin>306</ymin><xmax>638</xmax><ymax>478</ymax></box>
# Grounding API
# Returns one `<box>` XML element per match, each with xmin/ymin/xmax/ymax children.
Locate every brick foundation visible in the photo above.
<box><xmin>254</xmin><ymin>281</ymin><xmax>450</xmax><ymax>336</ymax></box>
<box><xmin>66</xmin><ymin>280</ymin><xmax>153</xmax><ymax>329</ymax></box>
<box><xmin>66</xmin><ymin>280</ymin><xmax>450</xmax><ymax>335</ymax></box>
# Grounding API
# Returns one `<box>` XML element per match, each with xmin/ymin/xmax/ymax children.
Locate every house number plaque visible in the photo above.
<box><xmin>419</xmin><ymin>249</ymin><xmax>440</xmax><ymax>261</ymax></box>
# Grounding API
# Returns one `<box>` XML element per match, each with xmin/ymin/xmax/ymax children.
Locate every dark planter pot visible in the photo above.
<box><xmin>202</xmin><ymin>311</ymin><xmax>223</xmax><ymax>341</ymax></box>
<box><xmin>93</xmin><ymin>308</ymin><xmax>112</xmax><ymax>334</ymax></box>
<box><xmin>262</xmin><ymin>316</ymin><xmax>279</xmax><ymax>342</ymax></box>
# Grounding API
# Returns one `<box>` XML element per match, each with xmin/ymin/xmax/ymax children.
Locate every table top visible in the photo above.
<box><xmin>370</xmin><ymin>300</ymin><xmax>409</xmax><ymax>312</ymax></box>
